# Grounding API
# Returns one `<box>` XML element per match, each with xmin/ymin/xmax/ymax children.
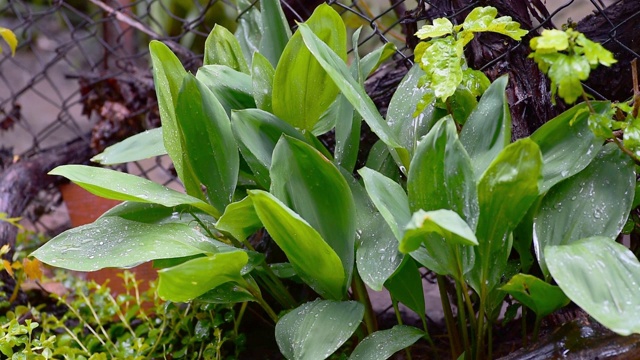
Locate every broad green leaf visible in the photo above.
<box><xmin>248</xmin><ymin>190</ymin><xmax>345</xmax><ymax>299</ymax></box>
<box><xmin>400</xmin><ymin>209</ymin><xmax>478</xmax><ymax>253</ymax></box>
<box><xmin>349</xmin><ymin>325</ymin><xmax>424</xmax><ymax>360</ymax></box>
<box><xmin>447</xmin><ymin>87</ymin><xmax>477</xmax><ymax>125</ymax></box>
<box><xmin>31</xmin><ymin>216</ymin><xmax>219</xmax><ymax>271</ymax></box>
<box><xmin>418</xmin><ymin>36</ymin><xmax>464</xmax><ymax>101</ymax></box>
<box><xmin>359</xmin><ymin>167</ymin><xmax>411</xmax><ymax>241</ymax></box>
<box><xmin>460</xmin><ymin>75</ymin><xmax>511</xmax><ymax>178</ymax></box>
<box><xmin>204</xmin><ymin>24</ymin><xmax>250</xmax><ymax>73</ymax></box>
<box><xmin>0</xmin><ymin>27</ymin><xmax>17</xmax><ymax>56</ymax></box>
<box><xmin>408</xmin><ymin>116</ymin><xmax>478</xmax><ymax>227</ymax></box>
<box><xmin>259</xmin><ymin>0</ymin><xmax>291</xmax><ymax>67</ymax></box>
<box><xmin>49</xmin><ymin>165</ymin><xmax>218</xmax><ymax>215</ymax></box>
<box><xmin>356</xmin><ymin>213</ymin><xmax>403</xmax><ymax>291</ymax></box>
<box><xmin>176</xmin><ymin>74</ymin><xmax>239</xmax><ymax>213</ymax></box>
<box><xmin>460</xmin><ymin>6</ymin><xmax>527</xmax><ymax>42</ymax></box>
<box><xmin>546</xmin><ymin>237</ymin><xmax>640</xmax><ymax>335</ymax></box>
<box><xmin>157</xmin><ymin>251</ymin><xmax>248</xmax><ymax>302</ymax></box>
<box><xmin>366</xmin><ymin>140</ymin><xmax>400</xmax><ymax>183</ymax></box>
<box><xmin>533</xmin><ymin>143</ymin><xmax>634</xmax><ymax>276</ymax></box>
<box><xmin>251</xmin><ymin>52</ymin><xmax>275</xmax><ymax>112</ymax></box>
<box><xmin>576</xmin><ymin>33</ymin><xmax>617</xmax><ymax>66</ymax></box>
<box><xmin>358</xmin><ymin>42</ymin><xmax>396</xmax><ymax>78</ymax></box>
<box><xmin>272</xmin><ymin>4</ymin><xmax>346</xmax><ymax>131</ymax></box>
<box><xmin>276</xmin><ymin>300</ymin><xmax>364</xmax><ymax>360</ymax></box>
<box><xmin>91</xmin><ymin>128</ymin><xmax>166</xmax><ymax>165</ymax></box>
<box><xmin>471</xmin><ymin>138</ymin><xmax>542</xmax><ymax>292</ymax></box>
<box><xmin>384</xmin><ymin>258</ymin><xmax>425</xmax><ymax>319</ymax></box>
<box><xmin>197</xmin><ymin>280</ymin><xmax>256</xmax><ymax>304</ymax></box>
<box><xmin>216</xmin><ymin>196</ymin><xmax>261</xmax><ymax>241</ymax></box>
<box><xmin>501</xmin><ymin>273</ymin><xmax>569</xmax><ymax>317</ymax></box>
<box><xmin>461</xmin><ymin>68</ymin><xmax>491</xmax><ymax>97</ymax></box>
<box><xmin>100</xmin><ymin>201</ymin><xmax>217</xmax><ymax>226</ymax></box>
<box><xmin>235</xmin><ymin>0</ymin><xmax>261</xmax><ymax>65</ymax></box>
<box><xmin>548</xmin><ymin>54</ymin><xmax>590</xmax><ymax>104</ymax></box>
<box><xmin>387</xmin><ymin>65</ymin><xmax>443</xmax><ymax>156</ymax></box>
<box><xmin>531</xmin><ymin>102</ymin><xmax>609</xmax><ymax>193</ymax></box>
<box><xmin>270</xmin><ymin>136</ymin><xmax>356</xmax><ymax>286</ymax></box>
<box><xmin>415</xmin><ymin>18</ymin><xmax>453</xmax><ymax>39</ymax></box>
<box><xmin>149</xmin><ymin>41</ymin><xmax>194</xmax><ymax>193</ymax></box>
<box><xmin>297</xmin><ymin>23</ymin><xmax>409</xmax><ymax>168</ymax></box>
<box><xmin>231</xmin><ymin>109</ymin><xmax>306</xmax><ymax>188</ymax></box>
<box><xmin>196</xmin><ymin>65</ymin><xmax>256</xmax><ymax>116</ymax></box>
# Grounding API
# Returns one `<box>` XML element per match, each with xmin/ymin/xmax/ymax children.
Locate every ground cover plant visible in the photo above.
<box><xmin>29</xmin><ymin>1</ymin><xmax>640</xmax><ymax>359</ymax></box>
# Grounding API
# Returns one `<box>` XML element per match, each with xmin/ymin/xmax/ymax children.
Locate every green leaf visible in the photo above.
<box><xmin>358</xmin><ymin>42</ymin><xmax>396</xmax><ymax>78</ymax></box>
<box><xmin>418</xmin><ymin>37</ymin><xmax>464</xmax><ymax>101</ymax></box>
<box><xmin>235</xmin><ymin>0</ymin><xmax>261</xmax><ymax>65</ymax></box>
<box><xmin>276</xmin><ymin>300</ymin><xmax>364</xmax><ymax>360</ymax></box>
<box><xmin>230</xmin><ymin>109</ymin><xmax>306</xmax><ymax>189</ymax></box>
<box><xmin>531</xmin><ymin>102</ymin><xmax>609</xmax><ymax>193</ymax></box>
<box><xmin>0</xmin><ymin>27</ymin><xmax>18</xmax><ymax>56</ymax></box>
<box><xmin>251</xmin><ymin>52</ymin><xmax>275</xmax><ymax>112</ymax></box>
<box><xmin>501</xmin><ymin>274</ymin><xmax>569</xmax><ymax>317</ymax></box>
<box><xmin>157</xmin><ymin>251</ymin><xmax>248</xmax><ymax>302</ymax></box>
<box><xmin>366</xmin><ymin>141</ymin><xmax>400</xmax><ymax>183</ymax></box>
<box><xmin>196</xmin><ymin>65</ymin><xmax>256</xmax><ymax>116</ymax></box>
<box><xmin>215</xmin><ymin>196</ymin><xmax>261</xmax><ymax>241</ymax></box>
<box><xmin>387</xmin><ymin>65</ymin><xmax>443</xmax><ymax>156</ymax></box>
<box><xmin>176</xmin><ymin>74</ymin><xmax>239</xmax><ymax>213</ymax></box>
<box><xmin>529</xmin><ymin>29</ymin><xmax>569</xmax><ymax>52</ymax></box>
<box><xmin>400</xmin><ymin>209</ymin><xmax>478</xmax><ymax>253</ymax></box>
<box><xmin>270</xmin><ymin>136</ymin><xmax>356</xmax><ymax>287</ymax></box>
<box><xmin>355</xmin><ymin>213</ymin><xmax>403</xmax><ymax>291</ymax></box>
<box><xmin>408</xmin><ymin>116</ymin><xmax>478</xmax><ymax>226</ymax></box>
<box><xmin>460</xmin><ymin>75</ymin><xmax>511</xmax><ymax>178</ymax></box>
<box><xmin>623</xmin><ymin>116</ymin><xmax>640</xmax><ymax>157</ymax></box>
<box><xmin>576</xmin><ymin>33</ymin><xmax>617</xmax><ymax>67</ymax></box>
<box><xmin>447</xmin><ymin>87</ymin><xmax>478</xmax><ymax>125</ymax></box>
<box><xmin>588</xmin><ymin>112</ymin><xmax>614</xmax><ymax>138</ymax></box>
<box><xmin>533</xmin><ymin>143</ymin><xmax>635</xmax><ymax>277</ymax></box>
<box><xmin>259</xmin><ymin>0</ymin><xmax>291</xmax><ymax>67</ymax></box>
<box><xmin>272</xmin><ymin>4</ymin><xmax>346</xmax><ymax>131</ymax></box>
<box><xmin>100</xmin><ymin>201</ymin><xmax>216</xmax><ymax>226</ymax></box>
<box><xmin>461</xmin><ymin>68</ymin><xmax>491</xmax><ymax>97</ymax></box>
<box><xmin>31</xmin><ymin>216</ymin><xmax>220</xmax><ymax>271</ymax></box>
<box><xmin>415</xmin><ymin>18</ymin><xmax>453</xmax><ymax>39</ymax></box>
<box><xmin>548</xmin><ymin>54</ymin><xmax>590</xmax><ymax>104</ymax></box>
<box><xmin>461</xmin><ymin>6</ymin><xmax>527</xmax><ymax>42</ymax></box>
<box><xmin>248</xmin><ymin>190</ymin><xmax>345</xmax><ymax>299</ymax></box>
<box><xmin>197</xmin><ymin>280</ymin><xmax>257</xmax><ymax>304</ymax></box>
<box><xmin>204</xmin><ymin>25</ymin><xmax>250</xmax><ymax>73</ymax></box>
<box><xmin>49</xmin><ymin>165</ymin><xmax>218</xmax><ymax>215</ymax></box>
<box><xmin>359</xmin><ymin>167</ymin><xmax>411</xmax><ymax>241</ymax></box>
<box><xmin>348</xmin><ymin>326</ymin><xmax>423</xmax><ymax>360</ymax></box>
<box><xmin>91</xmin><ymin>128</ymin><xmax>166</xmax><ymax>165</ymax></box>
<box><xmin>297</xmin><ymin>22</ymin><xmax>408</xmax><ymax>168</ymax></box>
<box><xmin>384</xmin><ymin>258</ymin><xmax>425</xmax><ymax>319</ymax></box>
<box><xmin>546</xmin><ymin>237</ymin><xmax>640</xmax><ymax>335</ymax></box>
<box><xmin>472</xmin><ymin>138</ymin><xmax>542</xmax><ymax>292</ymax></box>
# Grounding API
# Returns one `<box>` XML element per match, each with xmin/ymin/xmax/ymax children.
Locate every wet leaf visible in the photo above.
<box><xmin>49</xmin><ymin>165</ymin><xmax>218</xmax><ymax>215</ymax></box>
<box><xmin>91</xmin><ymin>128</ymin><xmax>166</xmax><ymax>165</ymax></box>
<box><xmin>259</xmin><ymin>0</ymin><xmax>291</xmax><ymax>67</ymax></box>
<box><xmin>276</xmin><ymin>299</ymin><xmax>364</xmax><ymax>360</ymax></box>
<box><xmin>459</xmin><ymin>75</ymin><xmax>511</xmax><ymax>178</ymax></box>
<box><xmin>417</xmin><ymin>36</ymin><xmax>464</xmax><ymax>101</ymax></box>
<box><xmin>248</xmin><ymin>190</ymin><xmax>345</xmax><ymax>299</ymax></box>
<box><xmin>100</xmin><ymin>201</ymin><xmax>216</xmax><ymax>226</ymax></box>
<box><xmin>272</xmin><ymin>4</ymin><xmax>346</xmax><ymax>131</ymax></box>
<box><xmin>196</xmin><ymin>65</ymin><xmax>256</xmax><ymax>116</ymax></box>
<box><xmin>197</xmin><ymin>280</ymin><xmax>257</xmax><ymax>304</ymax></box>
<box><xmin>460</xmin><ymin>6</ymin><xmax>527</xmax><ymax>42</ymax></box>
<box><xmin>270</xmin><ymin>136</ymin><xmax>356</xmax><ymax>289</ymax></box>
<box><xmin>157</xmin><ymin>250</ymin><xmax>248</xmax><ymax>302</ymax></box>
<box><xmin>204</xmin><ymin>24</ymin><xmax>249</xmax><ymax>73</ymax></box>
<box><xmin>546</xmin><ymin>237</ymin><xmax>640</xmax><ymax>335</ymax></box>
<box><xmin>216</xmin><ymin>196</ymin><xmax>261</xmax><ymax>241</ymax></box>
<box><xmin>415</xmin><ymin>18</ymin><xmax>453</xmax><ymax>39</ymax></box>
<box><xmin>230</xmin><ymin>109</ymin><xmax>306</xmax><ymax>188</ymax></box>
<box><xmin>400</xmin><ymin>209</ymin><xmax>478</xmax><ymax>254</ymax></box>
<box><xmin>384</xmin><ymin>258</ymin><xmax>425</xmax><ymax>319</ymax></box>
<box><xmin>501</xmin><ymin>273</ymin><xmax>569</xmax><ymax>317</ymax></box>
<box><xmin>251</xmin><ymin>52</ymin><xmax>275</xmax><ymax>112</ymax></box>
<box><xmin>533</xmin><ymin>143</ymin><xmax>634</xmax><ymax>277</ymax></box>
<box><xmin>356</xmin><ymin>213</ymin><xmax>403</xmax><ymax>291</ymax></box>
<box><xmin>359</xmin><ymin>167</ymin><xmax>410</xmax><ymax>241</ymax></box>
<box><xmin>31</xmin><ymin>217</ymin><xmax>222</xmax><ymax>271</ymax></box>
<box><xmin>348</xmin><ymin>325</ymin><xmax>423</xmax><ymax>360</ymax></box>
<box><xmin>234</xmin><ymin>0</ymin><xmax>261</xmax><ymax>65</ymax></box>
<box><xmin>176</xmin><ymin>74</ymin><xmax>239</xmax><ymax>214</ymax></box>
<box><xmin>530</xmin><ymin>102</ymin><xmax>609</xmax><ymax>193</ymax></box>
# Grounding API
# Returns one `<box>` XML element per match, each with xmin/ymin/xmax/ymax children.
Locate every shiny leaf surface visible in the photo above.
<box><xmin>91</xmin><ymin>128</ymin><xmax>166</xmax><ymax>165</ymax></box>
<box><xmin>348</xmin><ymin>325</ymin><xmax>423</xmax><ymax>360</ymax></box>
<box><xmin>204</xmin><ymin>24</ymin><xmax>249</xmax><ymax>73</ymax></box>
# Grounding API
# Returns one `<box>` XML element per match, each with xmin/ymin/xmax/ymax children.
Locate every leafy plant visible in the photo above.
<box><xmin>30</xmin><ymin>3</ymin><xmax>639</xmax><ymax>360</ymax></box>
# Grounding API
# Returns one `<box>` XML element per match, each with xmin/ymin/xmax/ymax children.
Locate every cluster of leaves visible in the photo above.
<box><xmin>29</xmin><ymin>3</ymin><xmax>640</xmax><ymax>360</ymax></box>
<box><xmin>0</xmin><ymin>270</ymin><xmax>241</xmax><ymax>359</ymax></box>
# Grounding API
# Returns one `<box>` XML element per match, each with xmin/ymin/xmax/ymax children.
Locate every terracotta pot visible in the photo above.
<box><xmin>59</xmin><ymin>183</ymin><xmax>157</xmax><ymax>295</ymax></box>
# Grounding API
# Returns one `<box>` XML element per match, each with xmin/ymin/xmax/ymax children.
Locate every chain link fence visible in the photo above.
<box><xmin>0</xmin><ymin>0</ymin><xmax>637</xmax><ymax>323</ymax></box>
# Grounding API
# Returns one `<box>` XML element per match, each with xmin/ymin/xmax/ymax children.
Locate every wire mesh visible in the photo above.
<box><xmin>0</xmin><ymin>0</ymin><xmax>637</xmax><ymax>323</ymax></box>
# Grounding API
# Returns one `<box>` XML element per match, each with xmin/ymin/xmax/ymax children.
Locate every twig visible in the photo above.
<box><xmin>631</xmin><ymin>59</ymin><xmax>640</xmax><ymax>118</ymax></box>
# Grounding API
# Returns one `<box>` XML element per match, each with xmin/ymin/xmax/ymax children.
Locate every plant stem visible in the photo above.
<box><xmin>521</xmin><ymin>306</ymin><xmax>528</xmax><ymax>347</ymax></box>
<box><xmin>437</xmin><ymin>275</ymin><xmax>462</xmax><ymax>359</ymax></box>
<box><xmin>475</xmin><ymin>296</ymin><xmax>486</xmax><ymax>360</ymax></box>
<box><xmin>234</xmin><ymin>302</ymin><xmax>248</xmax><ymax>336</ymax></box>
<box><xmin>532</xmin><ymin>314</ymin><xmax>542</xmax><ymax>342</ymax></box>
<box><xmin>455</xmin><ymin>281</ymin><xmax>471</xmax><ymax>359</ymax></box>
<box><xmin>392</xmin><ymin>298</ymin><xmax>413</xmax><ymax>360</ymax></box>
<box><xmin>351</xmin><ymin>271</ymin><xmax>377</xmax><ymax>335</ymax></box>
